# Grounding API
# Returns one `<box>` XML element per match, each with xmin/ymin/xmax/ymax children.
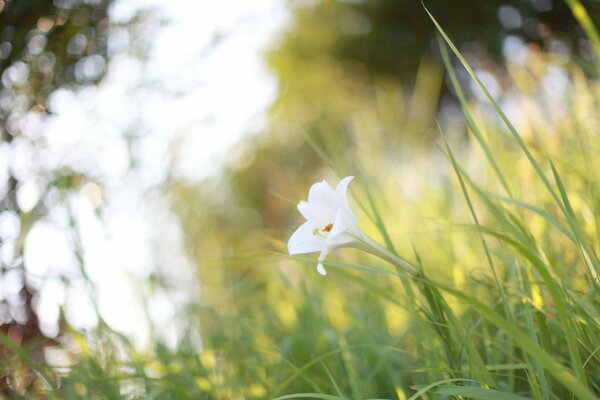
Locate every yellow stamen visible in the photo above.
<box><xmin>322</xmin><ymin>223</ymin><xmax>333</xmax><ymax>233</ymax></box>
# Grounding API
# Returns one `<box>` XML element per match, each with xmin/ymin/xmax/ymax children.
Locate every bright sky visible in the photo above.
<box><xmin>20</xmin><ymin>0</ymin><xmax>287</xmax><ymax>347</ymax></box>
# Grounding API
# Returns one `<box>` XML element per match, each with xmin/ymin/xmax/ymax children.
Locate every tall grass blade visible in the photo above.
<box><xmin>563</xmin><ymin>0</ymin><xmax>600</xmax><ymax>58</ymax></box>
<box><xmin>423</xmin><ymin>3</ymin><xmax>564</xmax><ymax>211</ymax></box>
<box><xmin>438</xmin><ymin>40</ymin><xmax>513</xmax><ymax>199</ymax></box>
<box><xmin>430</xmin><ymin>280</ymin><xmax>596</xmax><ymax>400</ymax></box>
<box><xmin>549</xmin><ymin>160</ymin><xmax>600</xmax><ymax>279</ymax></box>
<box><xmin>432</xmin><ymin>385</ymin><xmax>534</xmax><ymax>400</ymax></box>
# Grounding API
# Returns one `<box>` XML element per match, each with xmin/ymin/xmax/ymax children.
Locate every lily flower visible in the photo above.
<box><xmin>288</xmin><ymin>176</ymin><xmax>416</xmax><ymax>276</ymax></box>
<box><xmin>287</xmin><ymin>176</ymin><xmax>360</xmax><ymax>275</ymax></box>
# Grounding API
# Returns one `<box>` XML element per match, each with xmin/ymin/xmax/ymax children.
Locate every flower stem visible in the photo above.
<box><xmin>354</xmin><ymin>233</ymin><xmax>418</xmax><ymax>275</ymax></box>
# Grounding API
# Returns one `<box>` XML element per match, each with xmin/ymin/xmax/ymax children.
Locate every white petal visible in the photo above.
<box><xmin>308</xmin><ymin>180</ymin><xmax>340</xmax><ymax>215</ymax></box>
<box><xmin>340</xmin><ymin>205</ymin><xmax>358</xmax><ymax>230</ymax></box>
<box><xmin>297</xmin><ymin>201</ymin><xmax>312</xmax><ymax>220</ymax></box>
<box><xmin>316</xmin><ymin>262</ymin><xmax>328</xmax><ymax>276</ymax></box>
<box><xmin>297</xmin><ymin>200</ymin><xmax>329</xmax><ymax>223</ymax></box>
<box><xmin>288</xmin><ymin>221</ymin><xmax>324</xmax><ymax>255</ymax></box>
<box><xmin>316</xmin><ymin>247</ymin><xmax>332</xmax><ymax>275</ymax></box>
<box><xmin>335</xmin><ymin>176</ymin><xmax>354</xmax><ymax>208</ymax></box>
<box><xmin>327</xmin><ymin>208</ymin><xmax>360</xmax><ymax>245</ymax></box>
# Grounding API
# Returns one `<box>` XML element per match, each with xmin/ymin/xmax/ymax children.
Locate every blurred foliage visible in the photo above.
<box><xmin>271</xmin><ymin>0</ymin><xmax>600</xmax><ymax>80</ymax></box>
<box><xmin>0</xmin><ymin>0</ymin><xmax>115</xmax><ymax>396</ymax></box>
<box><xmin>0</xmin><ymin>0</ymin><xmax>112</xmax><ymax>117</ymax></box>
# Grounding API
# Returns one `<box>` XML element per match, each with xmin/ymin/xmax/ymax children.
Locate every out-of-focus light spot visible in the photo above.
<box><xmin>503</xmin><ymin>35</ymin><xmax>528</xmax><ymax>65</ymax></box>
<box><xmin>549</xmin><ymin>39</ymin><xmax>571</xmax><ymax>57</ymax></box>
<box><xmin>16</xmin><ymin>179</ymin><xmax>40</xmax><ymax>212</ymax></box>
<box><xmin>1</xmin><ymin>61</ymin><xmax>30</xmax><ymax>87</ymax></box>
<box><xmin>578</xmin><ymin>38</ymin><xmax>595</xmax><ymax>60</ymax></box>
<box><xmin>195</xmin><ymin>377</ymin><xmax>211</xmax><ymax>391</ymax></box>
<box><xmin>544</xmin><ymin>66</ymin><xmax>569</xmax><ymax>102</ymax></box>
<box><xmin>3</xmin><ymin>268</ymin><xmax>24</xmax><ymax>299</ymax></box>
<box><xmin>67</xmin><ymin>33</ymin><xmax>88</xmax><ymax>56</ymax></box>
<box><xmin>47</xmin><ymin>88</ymin><xmax>74</xmax><ymax>114</ymax></box>
<box><xmin>0</xmin><ymin>88</ymin><xmax>14</xmax><ymax>110</ymax></box>
<box><xmin>108</xmin><ymin>28</ymin><xmax>130</xmax><ymax>54</ymax></box>
<box><xmin>470</xmin><ymin>70</ymin><xmax>501</xmax><ymax>102</ymax></box>
<box><xmin>24</xmin><ymin>221</ymin><xmax>75</xmax><ymax>277</ymax></box>
<box><xmin>64</xmin><ymin>286</ymin><xmax>98</xmax><ymax>330</ymax></box>
<box><xmin>529</xmin><ymin>0</ymin><xmax>553</xmax><ymax>12</ymax></box>
<box><xmin>55</xmin><ymin>16</ymin><xmax>68</xmax><ymax>26</ymax></box>
<box><xmin>55</xmin><ymin>0</ymin><xmax>76</xmax><ymax>11</ymax></box>
<box><xmin>75</xmin><ymin>54</ymin><xmax>106</xmax><ymax>81</ymax></box>
<box><xmin>275</xmin><ymin>301</ymin><xmax>297</xmax><ymax>330</ymax></box>
<box><xmin>37</xmin><ymin>16</ymin><xmax>55</xmax><ymax>33</ymax></box>
<box><xmin>35</xmin><ymin>52</ymin><xmax>56</xmax><ymax>74</ymax></box>
<box><xmin>385</xmin><ymin>303</ymin><xmax>407</xmax><ymax>336</ymax></box>
<box><xmin>0</xmin><ymin>42</ymin><xmax>12</xmax><ymax>60</ymax></box>
<box><xmin>9</xmin><ymin>138</ymin><xmax>35</xmax><ymax>181</ymax></box>
<box><xmin>498</xmin><ymin>6</ymin><xmax>522</xmax><ymax>30</ymax></box>
<box><xmin>0</xmin><ymin>211</ymin><xmax>20</xmax><ymax>239</ymax></box>
<box><xmin>440</xmin><ymin>96</ymin><xmax>464</xmax><ymax>128</ymax></box>
<box><xmin>44</xmin><ymin>345</ymin><xmax>77</xmax><ymax>370</ymax></box>
<box><xmin>143</xmin><ymin>295</ymin><xmax>178</xmax><ymax>348</ymax></box>
<box><xmin>229</xmin><ymin>142</ymin><xmax>255</xmax><ymax>171</ymax></box>
<box><xmin>27</xmin><ymin>34</ymin><xmax>47</xmax><ymax>56</ymax></box>
<box><xmin>82</xmin><ymin>182</ymin><xmax>102</xmax><ymax>209</ymax></box>
<box><xmin>97</xmin><ymin>279</ymin><xmax>148</xmax><ymax>343</ymax></box>
<box><xmin>0</xmin><ymin>239</ymin><xmax>15</xmax><ymax>265</ymax></box>
<box><xmin>37</xmin><ymin>278</ymin><xmax>65</xmax><ymax>337</ymax></box>
<box><xmin>248</xmin><ymin>384</ymin><xmax>266</xmax><ymax>398</ymax></box>
<box><xmin>536</xmin><ymin>22</ymin><xmax>551</xmax><ymax>39</ymax></box>
<box><xmin>199</xmin><ymin>350</ymin><xmax>217</xmax><ymax>369</ymax></box>
<box><xmin>340</xmin><ymin>11</ymin><xmax>371</xmax><ymax>35</ymax></box>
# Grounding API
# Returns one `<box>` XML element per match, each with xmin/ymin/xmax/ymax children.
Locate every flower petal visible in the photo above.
<box><xmin>308</xmin><ymin>180</ymin><xmax>340</xmax><ymax>216</ymax></box>
<box><xmin>316</xmin><ymin>247</ymin><xmax>332</xmax><ymax>276</ymax></box>
<box><xmin>297</xmin><ymin>201</ymin><xmax>312</xmax><ymax>220</ymax></box>
<box><xmin>327</xmin><ymin>207</ymin><xmax>359</xmax><ymax>245</ymax></box>
<box><xmin>335</xmin><ymin>176</ymin><xmax>354</xmax><ymax>208</ymax></box>
<box><xmin>316</xmin><ymin>262</ymin><xmax>327</xmax><ymax>276</ymax></box>
<box><xmin>288</xmin><ymin>221</ymin><xmax>324</xmax><ymax>255</ymax></box>
<box><xmin>297</xmin><ymin>200</ymin><xmax>327</xmax><ymax>223</ymax></box>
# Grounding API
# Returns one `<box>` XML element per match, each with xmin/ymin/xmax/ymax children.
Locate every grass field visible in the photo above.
<box><xmin>1</xmin><ymin>6</ymin><xmax>599</xmax><ymax>400</ymax></box>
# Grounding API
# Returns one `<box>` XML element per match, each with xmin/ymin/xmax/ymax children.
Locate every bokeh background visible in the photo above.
<box><xmin>0</xmin><ymin>0</ymin><xmax>598</xmax><ymax>398</ymax></box>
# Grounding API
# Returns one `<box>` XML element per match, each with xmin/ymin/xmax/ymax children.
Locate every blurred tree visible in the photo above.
<box><xmin>0</xmin><ymin>0</ymin><xmax>114</xmax><ymax>394</ymax></box>
<box><xmin>272</xmin><ymin>0</ymin><xmax>598</xmax><ymax>81</ymax></box>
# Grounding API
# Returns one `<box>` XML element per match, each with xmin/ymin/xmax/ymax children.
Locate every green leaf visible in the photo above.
<box><xmin>433</xmin><ymin>385</ymin><xmax>533</xmax><ymax>400</ymax></box>
<box><xmin>408</xmin><ymin>378</ymin><xmax>480</xmax><ymax>399</ymax></box>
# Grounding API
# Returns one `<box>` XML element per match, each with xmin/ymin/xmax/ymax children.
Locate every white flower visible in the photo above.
<box><xmin>288</xmin><ymin>176</ymin><xmax>417</xmax><ymax>276</ymax></box>
<box><xmin>287</xmin><ymin>176</ymin><xmax>362</xmax><ymax>275</ymax></box>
